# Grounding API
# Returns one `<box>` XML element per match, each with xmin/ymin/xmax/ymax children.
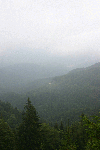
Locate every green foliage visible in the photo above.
<box><xmin>40</xmin><ymin>123</ymin><xmax>61</xmax><ymax>150</ymax></box>
<box><xmin>60</xmin><ymin>121</ymin><xmax>64</xmax><ymax>131</ymax></box>
<box><xmin>1</xmin><ymin>63</ymin><xmax>100</xmax><ymax>149</ymax></box>
<box><xmin>54</xmin><ymin>122</ymin><xmax>59</xmax><ymax>130</ymax></box>
<box><xmin>1</xmin><ymin>97</ymin><xmax>100</xmax><ymax>150</ymax></box>
<box><xmin>23</xmin><ymin>63</ymin><xmax>100</xmax><ymax>126</ymax></box>
<box><xmin>17</xmin><ymin>98</ymin><xmax>41</xmax><ymax>150</ymax></box>
<box><xmin>1</xmin><ymin>63</ymin><xmax>100</xmax><ymax>126</ymax></box>
<box><xmin>82</xmin><ymin>114</ymin><xmax>100</xmax><ymax>149</ymax></box>
<box><xmin>0</xmin><ymin>118</ymin><xmax>15</xmax><ymax>150</ymax></box>
<box><xmin>59</xmin><ymin>125</ymin><xmax>77</xmax><ymax>150</ymax></box>
<box><xmin>0</xmin><ymin>100</ymin><xmax>22</xmax><ymax>128</ymax></box>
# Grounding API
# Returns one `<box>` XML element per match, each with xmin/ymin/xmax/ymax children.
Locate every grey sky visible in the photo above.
<box><xmin>0</xmin><ymin>0</ymin><xmax>100</xmax><ymax>62</ymax></box>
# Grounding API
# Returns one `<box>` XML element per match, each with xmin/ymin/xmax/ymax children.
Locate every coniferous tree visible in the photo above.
<box><xmin>0</xmin><ymin>118</ymin><xmax>14</xmax><ymax>150</ymax></box>
<box><xmin>40</xmin><ymin>123</ymin><xmax>60</xmax><ymax>150</ymax></box>
<box><xmin>17</xmin><ymin>98</ymin><xmax>41</xmax><ymax>150</ymax></box>
<box><xmin>60</xmin><ymin>121</ymin><xmax>64</xmax><ymax>131</ymax></box>
<box><xmin>82</xmin><ymin>114</ymin><xmax>100</xmax><ymax>150</ymax></box>
<box><xmin>54</xmin><ymin>121</ymin><xmax>59</xmax><ymax>130</ymax></box>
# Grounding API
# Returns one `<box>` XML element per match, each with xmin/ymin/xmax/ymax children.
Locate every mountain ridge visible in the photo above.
<box><xmin>1</xmin><ymin>62</ymin><xmax>100</xmax><ymax>125</ymax></box>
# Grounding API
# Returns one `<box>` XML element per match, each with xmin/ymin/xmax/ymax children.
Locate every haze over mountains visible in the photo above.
<box><xmin>0</xmin><ymin>1</ymin><xmax>100</xmax><ymax>149</ymax></box>
<box><xmin>0</xmin><ymin>47</ymin><xmax>99</xmax><ymax>93</ymax></box>
<box><xmin>0</xmin><ymin>46</ymin><xmax>99</xmax><ymax>67</ymax></box>
<box><xmin>0</xmin><ymin>0</ymin><xmax>100</xmax><ymax>128</ymax></box>
<box><xmin>1</xmin><ymin>61</ymin><xmax>100</xmax><ymax>125</ymax></box>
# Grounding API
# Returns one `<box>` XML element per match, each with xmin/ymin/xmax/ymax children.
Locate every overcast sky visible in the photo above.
<box><xmin>0</xmin><ymin>0</ymin><xmax>100</xmax><ymax>65</ymax></box>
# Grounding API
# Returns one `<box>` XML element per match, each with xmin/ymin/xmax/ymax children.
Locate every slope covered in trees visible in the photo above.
<box><xmin>1</xmin><ymin>98</ymin><xmax>100</xmax><ymax>150</ymax></box>
<box><xmin>0</xmin><ymin>100</ymin><xmax>22</xmax><ymax>128</ymax></box>
<box><xmin>25</xmin><ymin>62</ymin><xmax>100</xmax><ymax>124</ymax></box>
<box><xmin>1</xmin><ymin>62</ymin><xmax>100</xmax><ymax>125</ymax></box>
<box><xmin>0</xmin><ymin>63</ymin><xmax>70</xmax><ymax>92</ymax></box>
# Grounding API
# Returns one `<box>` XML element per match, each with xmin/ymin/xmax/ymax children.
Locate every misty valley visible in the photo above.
<box><xmin>1</xmin><ymin>0</ymin><xmax>100</xmax><ymax>149</ymax></box>
<box><xmin>1</xmin><ymin>62</ymin><xmax>100</xmax><ymax>150</ymax></box>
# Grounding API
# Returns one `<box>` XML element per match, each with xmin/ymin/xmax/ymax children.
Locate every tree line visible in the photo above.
<box><xmin>0</xmin><ymin>98</ymin><xmax>100</xmax><ymax>150</ymax></box>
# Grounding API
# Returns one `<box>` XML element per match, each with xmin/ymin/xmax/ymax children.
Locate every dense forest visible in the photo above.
<box><xmin>1</xmin><ymin>98</ymin><xmax>100</xmax><ymax>150</ymax></box>
<box><xmin>1</xmin><ymin>62</ymin><xmax>100</xmax><ymax>125</ymax></box>
<box><xmin>1</xmin><ymin>62</ymin><xmax>100</xmax><ymax>149</ymax></box>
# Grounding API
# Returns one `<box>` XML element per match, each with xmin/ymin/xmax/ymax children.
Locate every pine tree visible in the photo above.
<box><xmin>60</xmin><ymin>121</ymin><xmax>64</xmax><ymax>131</ymax></box>
<box><xmin>17</xmin><ymin>98</ymin><xmax>41</xmax><ymax>150</ymax></box>
<box><xmin>0</xmin><ymin>118</ymin><xmax>14</xmax><ymax>150</ymax></box>
<box><xmin>54</xmin><ymin>121</ymin><xmax>59</xmax><ymax>130</ymax></box>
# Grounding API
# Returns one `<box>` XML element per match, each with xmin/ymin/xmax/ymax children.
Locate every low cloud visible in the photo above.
<box><xmin>0</xmin><ymin>0</ymin><xmax>100</xmax><ymax>64</ymax></box>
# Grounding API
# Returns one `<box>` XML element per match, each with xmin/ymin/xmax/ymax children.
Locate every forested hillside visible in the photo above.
<box><xmin>24</xmin><ymin>62</ymin><xmax>100</xmax><ymax>124</ymax></box>
<box><xmin>1</xmin><ymin>62</ymin><xmax>100</xmax><ymax>125</ymax></box>
<box><xmin>1</xmin><ymin>98</ymin><xmax>100</xmax><ymax>150</ymax></box>
<box><xmin>0</xmin><ymin>63</ymin><xmax>70</xmax><ymax>92</ymax></box>
<box><xmin>0</xmin><ymin>100</ymin><xmax>22</xmax><ymax>128</ymax></box>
